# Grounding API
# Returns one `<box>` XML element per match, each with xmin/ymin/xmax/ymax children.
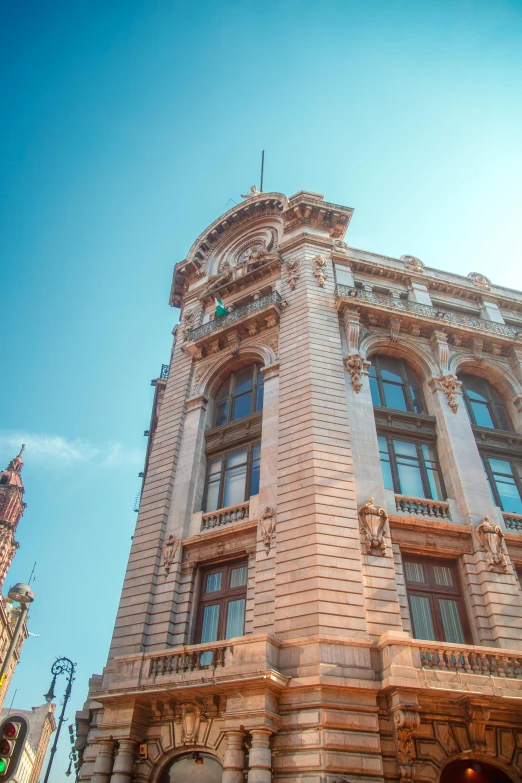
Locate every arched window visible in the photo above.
<box><xmin>369</xmin><ymin>355</ymin><xmax>425</xmax><ymax>413</ymax></box>
<box><xmin>459</xmin><ymin>374</ymin><xmax>511</xmax><ymax>431</ymax></box>
<box><xmin>214</xmin><ymin>365</ymin><xmax>264</xmax><ymax>427</ymax></box>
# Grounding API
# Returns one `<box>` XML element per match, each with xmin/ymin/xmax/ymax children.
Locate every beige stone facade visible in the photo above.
<box><xmin>77</xmin><ymin>191</ymin><xmax>522</xmax><ymax>783</ymax></box>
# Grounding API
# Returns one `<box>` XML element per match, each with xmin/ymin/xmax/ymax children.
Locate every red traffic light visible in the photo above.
<box><xmin>2</xmin><ymin>724</ymin><xmax>16</xmax><ymax>740</ymax></box>
<box><xmin>0</xmin><ymin>741</ymin><xmax>11</xmax><ymax>756</ymax></box>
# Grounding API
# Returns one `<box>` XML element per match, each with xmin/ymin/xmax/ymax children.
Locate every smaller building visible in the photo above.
<box><xmin>0</xmin><ymin>703</ymin><xmax>56</xmax><ymax>783</ymax></box>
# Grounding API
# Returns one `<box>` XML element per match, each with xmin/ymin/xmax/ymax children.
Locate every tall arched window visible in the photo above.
<box><xmin>459</xmin><ymin>374</ymin><xmax>511</xmax><ymax>431</ymax></box>
<box><xmin>214</xmin><ymin>365</ymin><xmax>264</xmax><ymax>427</ymax></box>
<box><xmin>369</xmin><ymin>355</ymin><xmax>425</xmax><ymax>413</ymax></box>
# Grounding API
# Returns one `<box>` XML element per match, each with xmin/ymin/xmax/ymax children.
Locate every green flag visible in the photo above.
<box><xmin>213</xmin><ymin>294</ymin><xmax>229</xmax><ymax>317</ymax></box>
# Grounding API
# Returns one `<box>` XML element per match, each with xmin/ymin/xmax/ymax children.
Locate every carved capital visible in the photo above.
<box><xmin>358</xmin><ymin>497</ymin><xmax>388</xmax><ymax>556</ymax></box>
<box><xmin>311</xmin><ymin>254</ymin><xmax>329</xmax><ymax>287</ymax></box>
<box><xmin>259</xmin><ymin>506</ymin><xmax>276</xmax><ymax>555</ymax></box>
<box><xmin>476</xmin><ymin>516</ymin><xmax>508</xmax><ymax>572</ymax></box>
<box><xmin>343</xmin><ymin>353</ymin><xmax>370</xmax><ymax>394</ymax></box>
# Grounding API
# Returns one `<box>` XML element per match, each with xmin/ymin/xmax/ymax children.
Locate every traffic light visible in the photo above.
<box><xmin>0</xmin><ymin>716</ymin><xmax>28</xmax><ymax>780</ymax></box>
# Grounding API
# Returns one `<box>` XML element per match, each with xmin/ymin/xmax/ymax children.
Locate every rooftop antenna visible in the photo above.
<box><xmin>28</xmin><ymin>561</ymin><xmax>36</xmax><ymax>585</ymax></box>
<box><xmin>260</xmin><ymin>150</ymin><xmax>265</xmax><ymax>193</ymax></box>
<box><xmin>6</xmin><ymin>688</ymin><xmax>17</xmax><ymax>718</ymax></box>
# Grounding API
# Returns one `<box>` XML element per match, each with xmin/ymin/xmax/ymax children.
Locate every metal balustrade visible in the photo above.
<box><xmin>159</xmin><ymin>363</ymin><xmax>169</xmax><ymax>380</ymax></box>
<box><xmin>148</xmin><ymin>645</ymin><xmax>227</xmax><ymax>676</ymax></box>
<box><xmin>201</xmin><ymin>501</ymin><xmax>250</xmax><ymax>531</ymax></box>
<box><xmin>187</xmin><ymin>291</ymin><xmax>282</xmax><ymax>342</ymax></box>
<box><xmin>418</xmin><ymin>643</ymin><xmax>522</xmax><ymax>678</ymax></box>
<box><xmin>503</xmin><ymin>512</ymin><xmax>522</xmax><ymax>531</ymax></box>
<box><xmin>336</xmin><ymin>285</ymin><xmax>520</xmax><ymax>339</ymax></box>
<box><xmin>395</xmin><ymin>495</ymin><xmax>450</xmax><ymax>519</ymax></box>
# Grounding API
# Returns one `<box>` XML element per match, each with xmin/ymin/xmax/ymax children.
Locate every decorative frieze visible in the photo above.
<box><xmin>358</xmin><ymin>498</ymin><xmax>388</xmax><ymax>556</ymax></box>
<box><xmin>476</xmin><ymin>516</ymin><xmax>508</xmax><ymax>573</ymax></box>
<box><xmin>311</xmin><ymin>254</ymin><xmax>328</xmax><ymax>287</ymax></box>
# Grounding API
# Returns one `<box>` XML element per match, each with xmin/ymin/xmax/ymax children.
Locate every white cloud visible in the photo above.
<box><xmin>0</xmin><ymin>432</ymin><xmax>142</xmax><ymax>470</ymax></box>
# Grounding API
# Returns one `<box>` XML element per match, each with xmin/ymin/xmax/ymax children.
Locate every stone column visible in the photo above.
<box><xmin>110</xmin><ymin>740</ymin><xmax>137</xmax><ymax>783</ymax></box>
<box><xmin>90</xmin><ymin>739</ymin><xmax>115</xmax><ymax>783</ymax></box>
<box><xmin>429</xmin><ymin>379</ymin><xmax>522</xmax><ymax>649</ymax></box>
<box><xmin>252</xmin><ymin>363</ymin><xmax>279</xmax><ymax>634</ymax></box>
<box><xmin>222</xmin><ymin>730</ymin><xmax>246</xmax><ymax>783</ymax></box>
<box><xmin>248</xmin><ymin>729</ymin><xmax>272</xmax><ymax>783</ymax></box>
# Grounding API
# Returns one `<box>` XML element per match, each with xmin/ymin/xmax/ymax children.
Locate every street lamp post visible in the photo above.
<box><xmin>0</xmin><ymin>583</ymin><xmax>35</xmax><ymax>687</ymax></box>
<box><xmin>42</xmin><ymin>657</ymin><xmax>76</xmax><ymax>783</ymax></box>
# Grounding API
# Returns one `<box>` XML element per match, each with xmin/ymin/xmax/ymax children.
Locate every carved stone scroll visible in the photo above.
<box><xmin>284</xmin><ymin>258</ymin><xmax>301</xmax><ymax>290</ymax></box>
<box><xmin>358</xmin><ymin>498</ymin><xmax>388</xmax><ymax>556</ymax></box>
<box><xmin>162</xmin><ymin>535</ymin><xmax>180</xmax><ymax>576</ymax></box>
<box><xmin>344</xmin><ymin>354</ymin><xmax>368</xmax><ymax>394</ymax></box>
<box><xmin>389</xmin><ymin>317</ymin><xmax>401</xmax><ymax>343</ymax></box>
<box><xmin>259</xmin><ymin>506</ymin><xmax>276</xmax><ymax>555</ymax></box>
<box><xmin>311</xmin><ymin>254</ymin><xmax>328</xmax><ymax>287</ymax></box>
<box><xmin>342</xmin><ymin>307</ymin><xmax>360</xmax><ymax>353</ymax></box>
<box><xmin>430</xmin><ymin>329</ymin><xmax>449</xmax><ymax>372</ymax></box>
<box><xmin>476</xmin><ymin>517</ymin><xmax>508</xmax><ymax>572</ymax></box>
<box><xmin>464</xmin><ymin>702</ymin><xmax>490</xmax><ymax>751</ymax></box>
<box><xmin>393</xmin><ymin>709</ymin><xmax>420</xmax><ymax>783</ymax></box>
<box><xmin>439</xmin><ymin>373</ymin><xmax>460</xmax><ymax>413</ymax></box>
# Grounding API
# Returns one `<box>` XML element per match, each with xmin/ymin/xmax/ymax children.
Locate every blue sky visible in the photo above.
<box><xmin>1</xmin><ymin>0</ymin><xmax>522</xmax><ymax>778</ymax></box>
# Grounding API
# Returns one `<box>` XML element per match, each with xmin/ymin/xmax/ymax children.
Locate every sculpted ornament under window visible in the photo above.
<box><xmin>476</xmin><ymin>517</ymin><xmax>508</xmax><ymax>573</ymax></box>
<box><xmin>344</xmin><ymin>354</ymin><xmax>366</xmax><ymax>393</ymax></box>
<box><xmin>358</xmin><ymin>497</ymin><xmax>388</xmax><ymax>556</ymax></box>
<box><xmin>311</xmin><ymin>254</ymin><xmax>328</xmax><ymax>287</ymax></box>
<box><xmin>438</xmin><ymin>374</ymin><xmax>460</xmax><ymax>413</ymax></box>
<box><xmin>259</xmin><ymin>506</ymin><xmax>276</xmax><ymax>555</ymax></box>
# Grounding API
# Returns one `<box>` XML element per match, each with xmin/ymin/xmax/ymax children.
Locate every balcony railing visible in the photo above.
<box><xmin>187</xmin><ymin>291</ymin><xmax>282</xmax><ymax>342</ymax></box>
<box><xmin>149</xmin><ymin>644</ymin><xmax>227</xmax><ymax>677</ymax></box>
<box><xmin>395</xmin><ymin>495</ymin><xmax>450</xmax><ymax>520</ymax></box>
<box><xmin>336</xmin><ymin>285</ymin><xmax>520</xmax><ymax>339</ymax></box>
<box><xmin>160</xmin><ymin>363</ymin><xmax>169</xmax><ymax>380</ymax></box>
<box><xmin>503</xmin><ymin>512</ymin><xmax>522</xmax><ymax>531</ymax></box>
<box><xmin>418</xmin><ymin>642</ymin><xmax>522</xmax><ymax>678</ymax></box>
<box><xmin>201</xmin><ymin>501</ymin><xmax>250</xmax><ymax>531</ymax></box>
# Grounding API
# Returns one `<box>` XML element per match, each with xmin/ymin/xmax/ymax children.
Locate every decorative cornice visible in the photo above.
<box><xmin>282</xmin><ymin>191</ymin><xmax>353</xmax><ymax>239</ymax></box>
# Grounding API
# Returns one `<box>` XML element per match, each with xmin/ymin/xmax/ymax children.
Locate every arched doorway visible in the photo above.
<box><xmin>159</xmin><ymin>752</ymin><xmax>223</xmax><ymax>783</ymax></box>
<box><xmin>441</xmin><ymin>760</ymin><xmax>513</xmax><ymax>783</ymax></box>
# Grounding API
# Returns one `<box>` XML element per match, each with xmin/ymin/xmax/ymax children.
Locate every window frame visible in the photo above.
<box><xmin>202</xmin><ymin>441</ymin><xmax>261</xmax><ymax>512</ymax></box>
<box><xmin>378</xmin><ymin>433</ymin><xmax>447</xmax><ymax>500</ymax></box>
<box><xmin>460</xmin><ymin>373</ymin><xmax>512</xmax><ymax>432</ymax></box>
<box><xmin>195</xmin><ymin>559</ymin><xmax>248</xmax><ymax>645</ymax></box>
<box><xmin>481</xmin><ymin>452</ymin><xmax>522</xmax><ymax>513</ymax></box>
<box><xmin>369</xmin><ymin>355</ymin><xmax>426</xmax><ymax>414</ymax></box>
<box><xmin>214</xmin><ymin>364</ymin><xmax>264</xmax><ymax>427</ymax></box>
<box><xmin>403</xmin><ymin>557</ymin><xmax>472</xmax><ymax>644</ymax></box>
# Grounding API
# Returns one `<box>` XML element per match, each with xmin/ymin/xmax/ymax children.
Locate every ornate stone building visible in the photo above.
<box><xmin>77</xmin><ymin>190</ymin><xmax>522</xmax><ymax>783</ymax></box>
<box><xmin>0</xmin><ymin>447</ymin><xmax>29</xmax><ymax>708</ymax></box>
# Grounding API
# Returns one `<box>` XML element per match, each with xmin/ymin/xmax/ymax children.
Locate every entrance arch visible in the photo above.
<box><xmin>441</xmin><ymin>760</ymin><xmax>514</xmax><ymax>783</ymax></box>
<box><xmin>159</xmin><ymin>752</ymin><xmax>223</xmax><ymax>783</ymax></box>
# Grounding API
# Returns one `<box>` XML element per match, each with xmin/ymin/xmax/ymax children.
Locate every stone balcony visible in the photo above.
<box><xmin>503</xmin><ymin>512</ymin><xmax>522</xmax><ymax>532</ymax></box>
<box><xmin>336</xmin><ymin>285</ymin><xmax>522</xmax><ymax>345</ymax></box>
<box><xmin>184</xmin><ymin>291</ymin><xmax>283</xmax><ymax>359</ymax></box>
<box><xmin>201</xmin><ymin>500</ymin><xmax>250</xmax><ymax>531</ymax></box>
<box><xmin>394</xmin><ymin>494</ymin><xmax>451</xmax><ymax>520</ymax></box>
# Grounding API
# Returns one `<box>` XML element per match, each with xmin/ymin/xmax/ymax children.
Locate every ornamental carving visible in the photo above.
<box><xmin>311</xmin><ymin>254</ymin><xmax>328</xmax><ymax>287</ymax></box>
<box><xmin>162</xmin><ymin>535</ymin><xmax>180</xmax><ymax>576</ymax></box>
<box><xmin>358</xmin><ymin>498</ymin><xmax>388</xmax><ymax>556</ymax></box>
<box><xmin>333</xmin><ymin>239</ymin><xmax>348</xmax><ymax>253</ymax></box>
<box><xmin>393</xmin><ymin>709</ymin><xmax>420</xmax><ymax>783</ymax></box>
<box><xmin>438</xmin><ymin>374</ymin><xmax>459</xmax><ymax>413</ymax></box>
<box><xmin>176</xmin><ymin>702</ymin><xmax>205</xmax><ymax>745</ymax></box>
<box><xmin>464</xmin><ymin>702</ymin><xmax>490</xmax><ymax>751</ymax></box>
<box><xmin>401</xmin><ymin>255</ymin><xmax>424</xmax><ymax>272</ymax></box>
<box><xmin>344</xmin><ymin>354</ymin><xmax>366</xmax><ymax>393</ymax></box>
<box><xmin>259</xmin><ymin>506</ymin><xmax>276</xmax><ymax>555</ymax></box>
<box><xmin>180</xmin><ymin>307</ymin><xmax>202</xmax><ymax>342</ymax></box>
<box><xmin>284</xmin><ymin>258</ymin><xmax>301</xmax><ymax>290</ymax></box>
<box><xmin>241</xmin><ymin>185</ymin><xmax>260</xmax><ymax>200</ymax></box>
<box><xmin>476</xmin><ymin>517</ymin><xmax>508</xmax><ymax>572</ymax></box>
<box><xmin>468</xmin><ymin>272</ymin><xmax>491</xmax><ymax>291</ymax></box>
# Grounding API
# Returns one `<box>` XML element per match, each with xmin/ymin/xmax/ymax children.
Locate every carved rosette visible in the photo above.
<box><xmin>162</xmin><ymin>535</ymin><xmax>180</xmax><ymax>576</ymax></box>
<box><xmin>284</xmin><ymin>257</ymin><xmax>301</xmax><ymax>290</ymax></box>
<box><xmin>438</xmin><ymin>374</ymin><xmax>460</xmax><ymax>413</ymax></box>
<box><xmin>476</xmin><ymin>517</ymin><xmax>508</xmax><ymax>572</ymax></box>
<box><xmin>311</xmin><ymin>254</ymin><xmax>328</xmax><ymax>287</ymax></box>
<box><xmin>259</xmin><ymin>506</ymin><xmax>276</xmax><ymax>555</ymax></box>
<box><xmin>344</xmin><ymin>354</ymin><xmax>367</xmax><ymax>393</ymax></box>
<box><xmin>358</xmin><ymin>498</ymin><xmax>388</xmax><ymax>556</ymax></box>
<box><xmin>393</xmin><ymin>709</ymin><xmax>420</xmax><ymax>783</ymax></box>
